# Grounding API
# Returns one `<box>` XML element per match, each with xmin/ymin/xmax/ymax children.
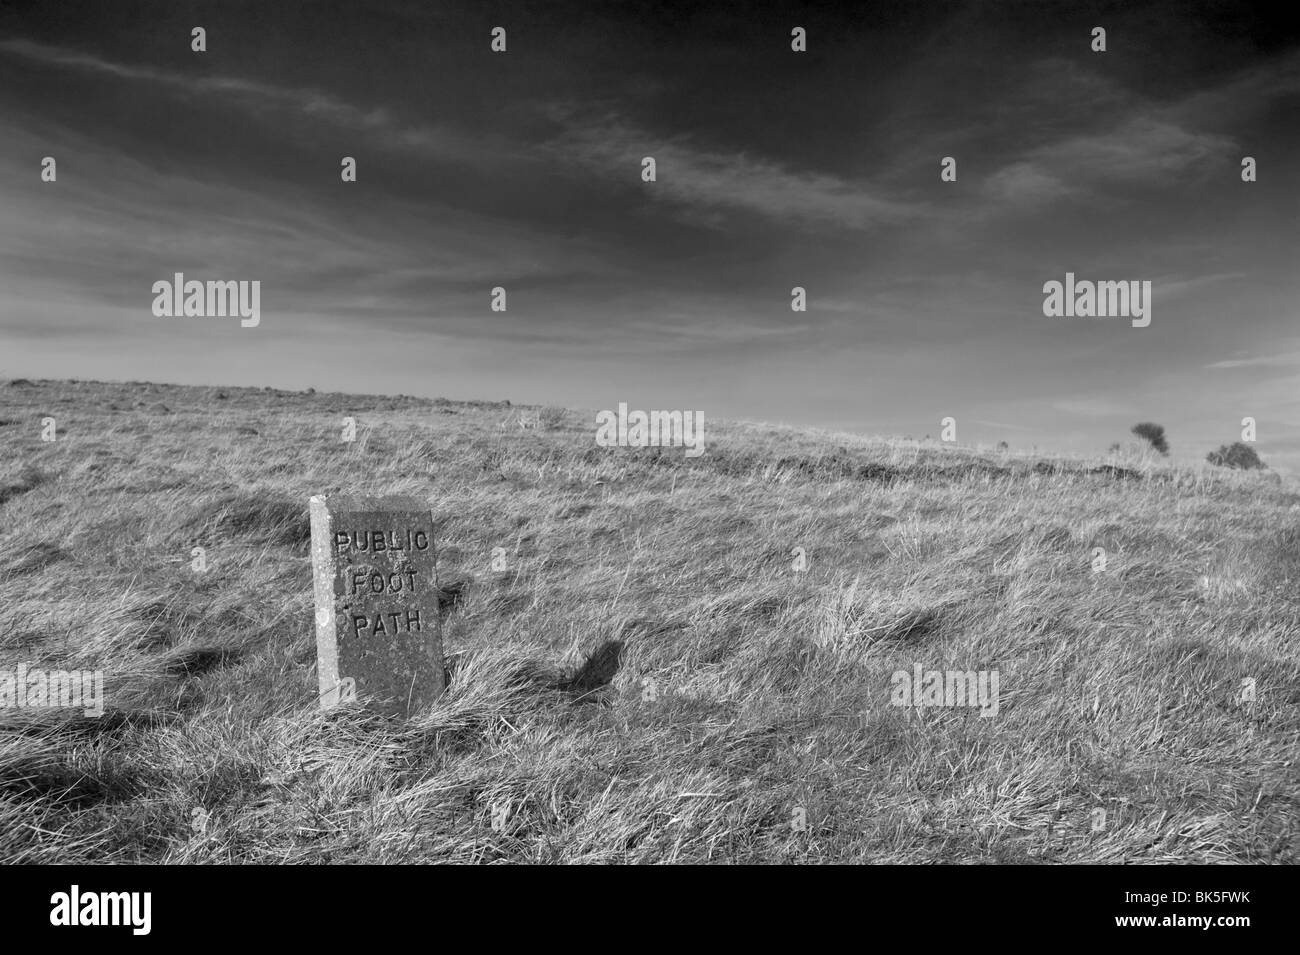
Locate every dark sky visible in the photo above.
<box><xmin>2</xmin><ymin>0</ymin><xmax>1298</xmax><ymax>465</ymax></box>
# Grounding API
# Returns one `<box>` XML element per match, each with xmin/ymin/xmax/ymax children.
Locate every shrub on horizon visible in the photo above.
<box><xmin>1206</xmin><ymin>441</ymin><xmax>1266</xmax><ymax>470</ymax></box>
<box><xmin>1131</xmin><ymin>422</ymin><xmax>1169</xmax><ymax>455</ymax></box>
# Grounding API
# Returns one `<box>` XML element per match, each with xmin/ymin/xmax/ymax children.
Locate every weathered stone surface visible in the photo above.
<box><xmin>309</xmin><ymin>495</ymin><xmax>445</xmax><ymax>715</ymax></box>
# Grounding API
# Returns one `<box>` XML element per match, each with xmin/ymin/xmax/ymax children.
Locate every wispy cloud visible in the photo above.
<box><xmin>1206</xmin><ymin>351</ymin><xmax>1300</xmax><ymax>370</ymax></box>
<box><xmin>0</xmin><ymin>38</ymin><xmax>480</xmax><ymax>160</ymax></box>
<box><xmin>982</xmin><ymin>117</ymin><xmax>1235</xmax><ymax>208</ymax></box>
<box><xmin>971</xmin><ymin>418</ymin><xmax>1038</xmax><ymax>433</ymax></box>
<box><xmin>542</xmin><ymin>107</ymin><xmax>925</xmax><ymax>232</ymax></box>
<box><xmin>1052</xmin><ymin>396</ymin><xmax>1135</xmax><ymax>419</ymax></box>
<box><xmin>0</xmin><ymin>39</ymin><xmax>381</xmax><ymax>123</ymax></box>
<box><xmin>1157</xmin><ymin>272</ymin><xmax>1249</xmax><ymax>300</ymax></box>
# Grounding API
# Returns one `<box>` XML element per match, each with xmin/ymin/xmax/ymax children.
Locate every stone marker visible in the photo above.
<box><xmin>309</xmin><ymin>495</ymin><xmax>445</xmax><ymax>715</ymax></box>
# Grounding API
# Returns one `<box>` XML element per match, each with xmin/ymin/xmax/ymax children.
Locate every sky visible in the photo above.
<box><xmin>1</xmin><ymin>0</ymin><xmax>1298</xmax><ymax>466</ymax></box>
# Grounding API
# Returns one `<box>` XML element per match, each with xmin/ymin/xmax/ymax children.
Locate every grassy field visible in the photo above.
<box><xmin>0</xmin><ymin>377</ymin><xmax>1296</xmax><ymax>863</ymax></box>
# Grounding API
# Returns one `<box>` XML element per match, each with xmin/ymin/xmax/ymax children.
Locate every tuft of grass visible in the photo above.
<box><xmin>0</xmin><ymin>467</ymin><xmax>49</xmax><ymax>508</ymax></box>
<box><xmin>2</xmin><ymin>542</ymin><xmax>69</xmax><ymax>579</ymax></box>
<box><xmin>189</xmin><ymin>492</ymin><xmax>311</xmax><ymax>549</ymax></box>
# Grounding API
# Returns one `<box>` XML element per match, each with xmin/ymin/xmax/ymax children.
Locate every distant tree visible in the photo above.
<box><xmin>1206</xmin><ymin>441</ymin><xmax>1266</xmax><ymax>470</ymax></box>
<box><xmin>1131</xmin><ymin>422</ymin><xmax>1169</xmax><ymax>455</ymax></box>
<box><xmin>996</xmin><ymin>441</ymin><xmax>1009</xmax><ymax>451</ymax></box>
<box><xmin>1107</xmin><ymin>442</ymin><xmax>1121</xmax><ymax>454</ymax></box>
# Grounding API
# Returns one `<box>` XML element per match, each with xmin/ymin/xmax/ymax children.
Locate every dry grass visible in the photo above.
<box><xmin>0</xmin><ymin>378</ymin><xmax>1296</xmax><ymax>863</ymax></box>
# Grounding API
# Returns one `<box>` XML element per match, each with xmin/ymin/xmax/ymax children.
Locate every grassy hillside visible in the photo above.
<box><xmin>1</xmin><ymin>378</ymin><xmax>1296</xmax><ymax>863</ymax></box>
